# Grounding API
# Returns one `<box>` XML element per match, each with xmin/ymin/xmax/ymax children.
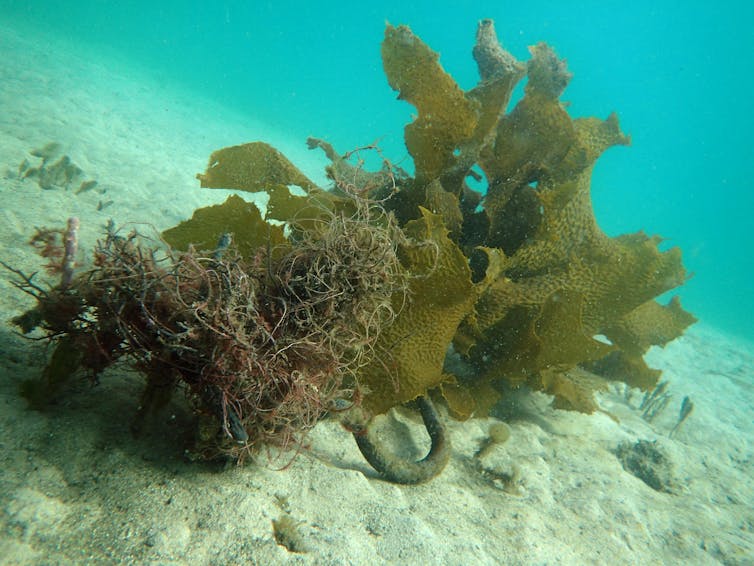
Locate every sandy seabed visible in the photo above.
<box><xmin>1</xmin><ymin>24</ymin><xmax>753</xmax><ymax>565</ymax></box>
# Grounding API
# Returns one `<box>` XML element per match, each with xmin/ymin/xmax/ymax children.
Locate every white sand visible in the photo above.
<box><xmin>1</xmin><ymin>24</ymin><xmax>753</xmax><ymax>565</ymax></box>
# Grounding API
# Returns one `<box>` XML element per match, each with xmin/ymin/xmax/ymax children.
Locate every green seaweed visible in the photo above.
<box><xmin>382</xmin><ymin>24</ymin><xmax>479</xmax><ymax>183</ymax></box>
<box><xmin>7</xmin><ymin>19</ymin><xmax>696</xmax><ymax>484</ymax></box>
<box><xmin>140</xmin><ymin>19</ymin><xmax>696</xmax><ymax>461</ymax></box>
<box><xmin>357</xmin><ymin>207</ymin><xmax>476</xmax><ymax>415</ymax></box>
<box><xmin>162</xmin><ymin>194</ymin><xmax>288</xmax><ymax>260</ymax></box>
<box><xmin>380</xmin><ymin>21</ymin><xmax>691</xmax><ymax>415</ymax></box>
<box><xmin>197</xmin><ymin>141</ymin><xmax>315</xmax><ymax>193</ymax></box>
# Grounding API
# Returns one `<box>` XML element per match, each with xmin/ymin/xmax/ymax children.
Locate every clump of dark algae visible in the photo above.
<box><xmin>5</xmin><ymin>19</ymin><xmax>697</xmax><ymax>483</ymax></box>
<box><xmin>5</xmin><ymin>189</ymin><xmax>406</xmax><ymax>463</ymax></box>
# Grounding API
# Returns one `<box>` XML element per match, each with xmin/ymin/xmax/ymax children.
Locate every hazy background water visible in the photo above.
<box><xmin>1</xmin><ymin>1</ymin><xmax>752</xmax><ymax>342</ymax></box>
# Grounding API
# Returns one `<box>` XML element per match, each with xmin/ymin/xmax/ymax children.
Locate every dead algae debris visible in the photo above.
<box><xmin>6</xmin><ymin>20</ymin><xmax>695</xmax><ymax>484</ymax></box>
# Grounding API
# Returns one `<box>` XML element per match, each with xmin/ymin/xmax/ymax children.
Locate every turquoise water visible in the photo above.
<box><xmin>2</xmin><ymin>1</ymin><xmax>752</xmax><ymax>341</ymax></box>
